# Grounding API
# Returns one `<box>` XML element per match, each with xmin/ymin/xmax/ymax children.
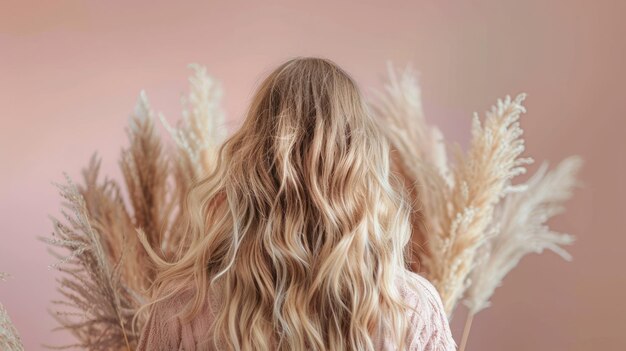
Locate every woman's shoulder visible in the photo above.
<box><xmin>398</xmin><ymin>271</ymin><xmax>458</xmax><ymax>350</ymax></box>
<box><xmin>401</xmin><ymin>271</ymin><xmax>446</xmax><ymax>310</ymax></box>
<box><xmin>137</xmin><ymin>288</ymin><xmax>216</xmax><ymax>351</ymax></box>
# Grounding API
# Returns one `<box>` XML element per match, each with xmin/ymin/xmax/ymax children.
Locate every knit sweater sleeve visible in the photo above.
<box><xmin>136</xmin><ymin>289</ymin><xmax>215</xmax><ymax>351</ymax></box>
<box><xmin>405</xmin><ymin>273</ymin><xmax>458</xmax><ymax>351</ymax></box>
<box><xmin>136</xmin><ymin>295</ymin><xmax>185</xmax><ymax>351</ymax></box>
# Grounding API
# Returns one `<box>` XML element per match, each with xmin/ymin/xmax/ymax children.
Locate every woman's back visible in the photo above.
<box><xmin>137</xmin><ymin>271</ymin><xmax>456</xmax><ymax>350</ymax></box>
<box><xmin>137</xmin><ymin>57</ymin><xmax>456</xmax><ymax>350</ymax></box>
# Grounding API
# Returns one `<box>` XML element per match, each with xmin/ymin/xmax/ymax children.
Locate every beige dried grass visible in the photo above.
<box><xmin>372</xmin><ymin>63</ymin><xmax>533</xmax><ymax>315</ymax></box>
<box><xmin>158</xmin><ymin>63</ymin><xmax>227</xmax><ymax>254</ymax></box>
<box><xmin>464</xmin><ymin>156</ymin><xmax>582</xmax><ymax>315</ymax></box>
<box><xmin>42</xmin><ymin>176</ymin><xmax>142</xmax><ymax>350</ymax></box>
<box><xmin>0</xmin><ymin>273</ymin><xmax>24</xmax><ymax>351</ymax></box>
<box><xmin>372</xmin><ymin>63</ymin><xmax>581</xmax><ymax>351</ymax></box>
<box><xmin>457</xmin><ymin>156</ymin><xmax>582</xmax><ymax>350</ymax></box>
<box><xmin>39</xmin><ymin>61</ymin><xmax>580</xmax><ymax>350</ymax></box>
<box><xmin>43</xmin><ymin>65</ymin><xmax>226</xmax><ymax>350</ymax></box>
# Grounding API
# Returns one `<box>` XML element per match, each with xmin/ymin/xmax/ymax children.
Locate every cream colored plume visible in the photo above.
<box><xmin>158</xmin><ymin>63</ymin><xmax>227</xmax><ymax>252</ymax></box>
<box><xmin>373</xmin><ymin>64</ymin><xmax>533</xmax><ymax>315</ymax></box>
<box><xmin>160</xmin><ymin>63</ymin><xmax>227</xmax><ymax>183</ymax></box>
<box><xmin>464</xmin><ymin>156</ymin><xmax>582</xmax><ymax>314</ymax></box>
<box><xmin>370</xmin><ymin>63</ymin><xmax>451</xmax><ymax>274</ymax></box>
<box><xmin>372</xmin><ymin>62</ymin><xmax>450</xmax><ymax>182</ymax></box>
<box><xmin>424</xmin><ymin>93</ymin><xmax>533</xmax><ymax>315</ymax></box>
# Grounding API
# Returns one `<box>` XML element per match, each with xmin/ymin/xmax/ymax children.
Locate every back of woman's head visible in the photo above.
<box><xmin>146</xmin><ymin>57</ymin><xmax>416</xmax><ymax>350</ymax></box>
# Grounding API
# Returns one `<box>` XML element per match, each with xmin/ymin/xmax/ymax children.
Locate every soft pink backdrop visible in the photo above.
<box><xmin>1</xmin><ymin>1</ymin><xmax>624</xmax><ymax>349</ymax></box>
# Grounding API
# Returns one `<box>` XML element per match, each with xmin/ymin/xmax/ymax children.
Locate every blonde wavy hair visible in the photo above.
<box><xmin>140</xmin><ymin>57</ymin><xmax>418</xmax><ymax>350</ymax></box>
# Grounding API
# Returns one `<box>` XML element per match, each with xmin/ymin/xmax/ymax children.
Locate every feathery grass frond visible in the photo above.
<box><xmin>161</xmin><ymin>63</ymin><xmax>227</xmax><ymax>184</ymax></box>
<box><xmin>0</xmin><ymin>273</ymin><xmax>24</xmax><ymax>351</ymax></box>
<box><xmin>0</xmin><ymin>304</ymin><xmax>23</xmax><ymax>351</ymax></box>
<box><xmin>44</xmin><ymin>64</ymin><xmax>226</xmax><ymax>349</ymax></box>
<box><xmin>159</xmin><ymin>63</ymin><xmax>227</xmax><ymax>253</ymax></box>
<box><xmin>122</xmin><ymin>91</ymin><xmax>172</xmax><ymax>246</ymax></box>
<box><xmin>370</xmin><ymin>63</ymin><xmax>451</xmax><ymax>272</ymax></box>
<box><xmin>42</xmin><ymin>175</ymin><xmax>143</xmax><ymax>350</ymax></box>
<box><xmin>464</xmin><ymin>156</ymin><xmax>582</xmax><ymax>314</ymax></box>
<box><xmin>424</xmin><ymin>94</ymin><xmax>532</xmax><ymax>314</ymax></box>
<box><xmin>372</xmin><ymin>65</ymin><xmax>533</xmax><ymax>315</ymax></box>
<box><xmin>373</xmin><ymin>62</ymin><xmax>450</xmax><ymax>180</ymax></box>
<box><xmin>78</xmin><ymin>154</ymin><xmax>150</xmax><ymax>297</ymax></box>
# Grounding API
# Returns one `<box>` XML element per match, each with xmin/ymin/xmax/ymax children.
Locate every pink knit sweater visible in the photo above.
<box><xmin>137</xmin><ymin>271</ymin><xmax>457</xmax><ymax>350</ymax></box>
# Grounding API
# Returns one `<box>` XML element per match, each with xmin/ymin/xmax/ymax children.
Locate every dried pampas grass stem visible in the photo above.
<box><xmin>425</xmin><ymin>93</ymin><xmax>533</xmax><ymax>315</ymax></box>
<box><xmin>42</xmin><ymin>64</ymin><xmax>227</xmax><ymax>350</ymax></box>
<box><xmin>372</xmin><ymin>63</ymin><xmax>581</xmax><ymax>349</ymax></box>
<box><xmin>458</xmin><ymin>156</ymin><xmax>582</xmax><ymax>350</ymax></box>
<box><xmin>0</xmin><ymin>273</ymin><xmax>24</xmax><ymax>351</ymax></box>
<box><xmin>34</xmin><ymin>62</ymin><xmax>581</xmax><ymax>350</ymax></box>
<box><xmin>41</xmin><ymin>176</ymin><xmax>143</xmax><ymax>350</ymax></box>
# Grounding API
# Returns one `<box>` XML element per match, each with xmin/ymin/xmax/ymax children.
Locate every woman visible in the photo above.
<box><xmin>136</xmin><ymin>57</ymin><xmax>456</xmax><ymax>351</ymax></box>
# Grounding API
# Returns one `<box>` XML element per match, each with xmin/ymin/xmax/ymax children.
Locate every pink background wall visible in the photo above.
<box><xmin>1</xmin><ymin>1</ymin><xmax>624</xmax><ymax>349</ymax></box>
